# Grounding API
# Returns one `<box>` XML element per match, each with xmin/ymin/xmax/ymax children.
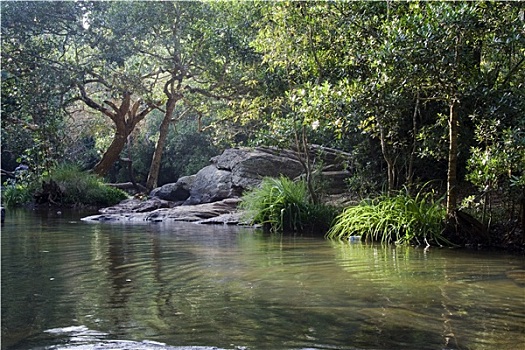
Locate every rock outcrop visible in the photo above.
<box><xmin>150</xmin><ymin>175</ymin><xmax>195</xmax><ymax>203</ymax></box>
<box><xmin>184</xmin><ymin>147</ymin><xmax>306</xmax><ymax>204</ymax></box>
<box><xmin>184</xmin><ymin>166</ymin><xmax>239</xmax><ymax>205</ymax></box>
<box><xmin>82</xmin><ymin>145</ymin><xmax>352</xmax><ymax>224</ymax></box>
<box><xmin>82</xmin><ymin>198</ymin><xmax>243</xmax><ymax>224</ymax></box>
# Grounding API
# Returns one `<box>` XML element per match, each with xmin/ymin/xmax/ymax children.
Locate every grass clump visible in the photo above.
<box><xmin>326</xmin><ymin>188</ymin><xmax>450</xmax><ymax>246</ymax></box>
<box><xmin>2</xmin><ymin>164</ymin><xmax>128</xmax><ymax>208</ymax></box>
<box><xmin>1</xmin><ymin>182</ymin><xmax>36</xmax><ymax>208</ymax></box>
<box><xmin>240</xmin><ymin>176</ymin><xmax>336</xmax><ymax>233</ymax></box>
<box><xmin>46</xmin><ymin>164</ymin><xmax>128</xmax><ymax>206</ymax></box>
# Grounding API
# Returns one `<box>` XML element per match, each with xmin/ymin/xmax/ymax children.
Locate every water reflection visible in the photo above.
<box><xmin>331</xmin><ymin>241</ymin><xmax>525</xmax><ymax>349</ymax></box>
<box><xmin>2</xmin><ymin>209</ymin><xmax>524</xmax><ymax>350</ymax></box>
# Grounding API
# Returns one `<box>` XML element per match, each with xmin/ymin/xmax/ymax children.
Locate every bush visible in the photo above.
<box><xmin>326</xmin><ymin>188</ymin><xmax>450</xmax><ymax>246</ymax></box>
<box><xmin>1</xmin><ymin>167</ymin><xmax>39</xmax><ymax>208</ymax></box>
<box><xmin>1</xmin><ymin>183</ymin><xmax>34</xmax><ymax>208</ymax></box>
<box><xmin>47</xmin><ymin>164</ymin><xmax>128</xmax><ymax>206</ymax></box>
<box><xmin>240</xmin><ymin>176</ymin><xmax>337</xmax><ymax>233</ymax></box>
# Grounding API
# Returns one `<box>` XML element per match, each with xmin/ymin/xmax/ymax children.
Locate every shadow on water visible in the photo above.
<box><xmin>2</xmin><ymin>209</ymin><xmax>524</xmax><ymax>350</ymax></box>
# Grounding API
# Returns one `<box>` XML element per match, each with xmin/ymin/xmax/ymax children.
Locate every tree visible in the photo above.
<box><xmin>2</xmin><ymin>1</ymin><xmax>159</xmax><ymax>178</ymax></box>
<box><xmin>69</xmin><ymin>2</ymin><xmax>161</xmax><ymax>177</ymax></box>
<box><xmin>76</xmin><ymin>87</ymin><xmax>156</xmax><ymax>176</ymax></box>
<box><xmin>100</xmin><ymin>1</ymin><xmax>258</xmax><ymax>190</ymax></box>
<box><xmin>249</xmin><ymin>1</ymin><xmax>524</xmax><ymax>220</ymax></box>
<box><xmin>1</xmin><ymin>1</ymin><xmax>84</xmax><ymax>174</ymax></box>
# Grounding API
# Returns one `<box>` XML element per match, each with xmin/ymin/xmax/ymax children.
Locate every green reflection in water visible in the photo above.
<box><xmin>330</xmin><ymin>240</ymin><xmax>525</xmax><ymax>349</ymax></box>
<box><xmin>2</xmin><ymin>210</ymin><xmax>524</xmax><ymax>350</ymax></box>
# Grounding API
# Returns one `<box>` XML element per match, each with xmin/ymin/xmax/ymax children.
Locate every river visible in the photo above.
<box><xmin>1</xmin><ymin>209</ymin><xmax>524</xmax><ymax>350</ymax></box>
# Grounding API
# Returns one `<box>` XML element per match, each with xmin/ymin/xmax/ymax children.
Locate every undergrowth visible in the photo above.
<box><xmin>1</xmin><ymin>164</ymin><xmax>128</xmax><ymax>208</ymax></box>
<box><xmin>326</xmin><ymin>188</ymin><xmax>451</xmax><ymax>246</ymax></box>
<box><xmin>45</xmin><ymin>164</ymin><xmax>128</xmax><ymax>206</ymax></box>
<box><xmin>240</xmin><ymin>176</ymin><xmax>336</xmax><ymax>233</ymax></box>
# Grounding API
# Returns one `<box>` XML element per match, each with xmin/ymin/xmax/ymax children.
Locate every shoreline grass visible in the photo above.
<box><xmin>326</xmin><ymin>188</ymin><xmax>451</xmax><ymax>246</ymax></box>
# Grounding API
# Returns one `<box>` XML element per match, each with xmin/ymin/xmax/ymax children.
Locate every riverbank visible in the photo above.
<box><xmin>75</xmin><ymin>194</ymin><xmax>525</xmax><ymax>254</ymax></box>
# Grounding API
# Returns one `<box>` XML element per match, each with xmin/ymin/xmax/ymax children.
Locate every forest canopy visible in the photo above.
<box><xmin>1</xmin><ymin>1</ymin><xmax>524</xmax><ymax>230</ymax></box>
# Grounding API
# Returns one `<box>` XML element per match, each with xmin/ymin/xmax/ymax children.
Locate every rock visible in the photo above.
<box><xmin>211</xmin><ymin>147</ymin><xmax>251</xmax><ymax>171</ymax></box>
<box><xmin>184</xmin><ymin>166</ymin><xmax>240</xmax><ymax>205</ymax></box>
<box><xmin>184</xmin><ymin>147</ymin><xmax>306</xmax><ymax>205</ymax></box>
<box><xmin>158</xmin><ymin>198</ymin><xmax>242</xmax><ymax>222</ymax></box>
<box><xmin>82</xmin><ymin>198</ymin><xmax>242</xmax><ymax>224</ymax></box>
<box><xmin>322</xmin><ymin>170</ymin><xmax>352</xmax><ymax>194</ymax></box>
<box><xmin>100</xmin><ymin>197</ymin><xmax>175</xmax><ymax>215</ymax></box>
<box><xmin>150</xmin><ymin>175</ymin><xmax>195</xmax><ymax>201</ymax></box>
<box><xmin>85</xmin><ymin>145</ymin><xmax>352</xmax><ymax>225</ymax></box>
<box><xmin>155</xmin><ymin>145</ymin><xmax>351</xmax><ymax>207</ymax></box>
<box><xmin>230</xmin><ymin>149</ymin><xmax>304</xmax><ymax>189</ymax></box>
<box><xmin>197</xmin><ymin>211</ymin><xmax>247</xmax><ymax>225</ymax></box>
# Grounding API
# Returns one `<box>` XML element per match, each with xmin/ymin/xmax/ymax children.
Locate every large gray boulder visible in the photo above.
<box><xmin>150</xmin><ymin>175</ymin><xmax>195</xmax><ymax>202</ymax></box>
<box><xmin>184</xmin><ymin>147</ymin><xmax>305</xmax><ymax>205</ymax></box>
<box><xmin>228</xmin><ymin>149</ymin><xmax>304</xmax><ymax>189</ymax></box>
<box><xmin>184</xmin><ymin>165</ymin><xmax>240</xmax><ymax>205</ymax></box>
<box><xmin>211</xmin><ymin>148</ymin><xmax>251</xmax><ymax>171</ymax></box>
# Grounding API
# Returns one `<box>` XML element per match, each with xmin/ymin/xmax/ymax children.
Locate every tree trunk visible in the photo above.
<box><xmin>93</xmin><ymin>129</ymin><xmax>128</xmax><ymax>177</ymax></box>
<box><xmin>146</xmin><ymin>98</ymin><xmax>178</xmax><ymax>190</ymax></box>
<box><xmin>80</xmin><ymin>87</ymin><xmax>155</xmax><ymax>178</ymax></box>
<box><xmin>379</xmin><ymin>124</ymin><xmax>396</xmax><ymax>192</ymax></box>
<box><xmin>407</xmin><ymin>93</ymin><xmax>420</xmax><ymax>188</ymax></box>
<box><xmin>446</xmin><ymin>99</ymin><xmax>459</xmax><ymax>216</ymax></box>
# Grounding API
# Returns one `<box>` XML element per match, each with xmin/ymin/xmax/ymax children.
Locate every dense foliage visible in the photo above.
<box><xmin>1</xmin><ymin>1</ymin><xmax>524</xmax><ymax>244</ymax></box>
<box><xmin>240</xmin><ymin>177</ymin><xmax>336</xmax><ymax>233</ymax></box>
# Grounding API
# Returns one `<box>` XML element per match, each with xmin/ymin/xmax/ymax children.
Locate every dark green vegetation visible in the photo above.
<box><xmin>241</xmin><ymin>177</ymin><xmax>337</xmax><ymax>233</ymax></box>
<box><xmin>2</xmin><ymin>165</ymin><xmax>127</xmax><ymax>208</ymax></box>
<box><xmin>1</xmin><ymin>2</ymin><xmax>524</xmax><ymax>248</ymax></box>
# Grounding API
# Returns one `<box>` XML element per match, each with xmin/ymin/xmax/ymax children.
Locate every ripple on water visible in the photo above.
<box><xmin>43</xmin><ymin>325</ymin><xmax>230</xmax><ymax>350</ymax></box>
<box><xmin>2</xmin><ymin>213</ymin><xmax>525</xmax><ymax>350</ymax></box>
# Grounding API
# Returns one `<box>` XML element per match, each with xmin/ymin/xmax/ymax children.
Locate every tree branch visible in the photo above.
<box><xmin>77</xmin><ymin>83</ymin><xmax>115</xmax><ymax>119</ymax></box>
<box><xmin>501</xmin><ymin>56</ymin><xmax>525</xmax><ymax>87</ymax></box>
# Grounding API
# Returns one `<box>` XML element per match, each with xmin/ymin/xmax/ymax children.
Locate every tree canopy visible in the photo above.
<box><xmin>2</xmin><ymin>1</ymin><xmax>524</xmax><ymax>228</ymax></box>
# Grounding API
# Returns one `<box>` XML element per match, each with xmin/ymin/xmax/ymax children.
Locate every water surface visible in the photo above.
<box><xmin>2</xmin><ymin>209</ymin><xmax>524</xmax><ymax>349</ymax></box>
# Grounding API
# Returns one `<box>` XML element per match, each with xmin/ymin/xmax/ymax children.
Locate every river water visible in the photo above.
<box><xmin>1</xmin><ymin>209</ymin><xmax>524</xmax><ymax>350</ymax></box>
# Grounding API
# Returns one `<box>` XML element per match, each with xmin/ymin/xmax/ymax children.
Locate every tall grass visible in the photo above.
<box><xmin>46</xmin><ymin>164</ymin><xmax>128</xmax><ymax>206</ymax></box>
<box><xmin>2</xmin><ymin>164</ymin><xmax>128</xmax><ymax>207</ymax></box>
<box><xmin>240</xmin><ymin>176</ymin><xmax>336</xmax><ymax>233</ymax></box>
<box><xmin>326</xmin><ymin>188</ymin><xmax>451</xmax><ymax>246</ymax></box>
<box><xmin>1</xmin><ymin>183</ymin><xmax>35</xmax><ymax>208</ymax></box>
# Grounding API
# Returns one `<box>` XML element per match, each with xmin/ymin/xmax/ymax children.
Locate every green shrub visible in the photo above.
<box><xmin>46</xmin><ymin>164</ymin><xmax>128</xmax><ymax>206</ymax></box>
<box><xmin>240</xmin><ymin>176</ymin><xmax>336</xmax><ymax>233</ymax></box>
<box><xmin>1</xmin><ymin>183</ymin><xmax>34</xmax><ymax>207</ymax></box>
<box><xmin>326</xmin><ymin>188</ymin><xmax>451</xmax><ymax>246</ymax></box>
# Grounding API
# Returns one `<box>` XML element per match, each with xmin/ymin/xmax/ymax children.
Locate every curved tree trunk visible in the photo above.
<box><xmin>78</xmin><ymin>87</ymin><xmax>155</xmax><ymax>178</ymax></box>
<box><xmin>93</xmin><ymin>131</ymin><xmax>128</xmax><ymax>176</ymax></box>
